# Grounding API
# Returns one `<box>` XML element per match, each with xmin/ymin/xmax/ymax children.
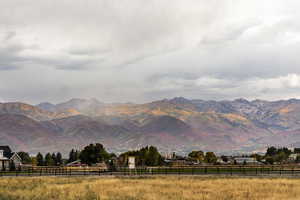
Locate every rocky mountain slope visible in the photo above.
<box><xmin>1</xmin><ymin>97</ymin><xmax>300</xmax><ymax>155</ymax></box>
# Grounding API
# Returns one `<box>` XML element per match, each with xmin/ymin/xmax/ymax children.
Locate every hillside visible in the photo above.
<box><xmin>2</xmin><ymin>97</ymin><xmax>300</xmax><ymax>154</ymax></box>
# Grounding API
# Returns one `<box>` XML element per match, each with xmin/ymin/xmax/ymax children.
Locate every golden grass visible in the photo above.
<box><xmin>0</xmin><ymin>176</ymin><xmax>300</xmax><ymax>200</ymax></box>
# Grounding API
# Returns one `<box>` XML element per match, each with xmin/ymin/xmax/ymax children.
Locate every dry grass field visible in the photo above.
<box><xmin>0</xmin><ymin>176</ymin><xmax>300</xmax><ymax>200</ymax></box>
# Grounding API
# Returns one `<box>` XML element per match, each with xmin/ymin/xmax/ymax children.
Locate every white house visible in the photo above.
<box><xmin>289</xmin><ymin>153</ymin><xmax>299</xmax><ymax>161</ymax></box>
<box><xmin>0</xmin><ymin>146</ymin><xmax>22</xmax><ymax>170</ymax></box>
<box><xmin>233</xmin><ymin>157</ymin><xmax>260</xmax><ymax>165</ymax></box>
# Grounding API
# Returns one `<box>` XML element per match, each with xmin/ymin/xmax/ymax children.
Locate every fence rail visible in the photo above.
<box><xmin>2</xmin><ymin>165</ymin><xmax>300</xmax><ymax>177</ymax></box>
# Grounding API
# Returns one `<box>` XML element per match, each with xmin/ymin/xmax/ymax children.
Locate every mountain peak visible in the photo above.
<box><xmin>234</xmin><ymin>98</ymin><xmax>249</xmax><ymax>104</ymax></box>
<box><xmin>169</xmin><ymin>97</ymin><xmax>191</xmax><ymax>104</ymax></box>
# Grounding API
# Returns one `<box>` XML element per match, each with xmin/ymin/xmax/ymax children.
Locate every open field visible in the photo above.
<box><xmin>0</xmin><ymin>176</ymin><xmax>300</xmax><ymax>200</ymax></box>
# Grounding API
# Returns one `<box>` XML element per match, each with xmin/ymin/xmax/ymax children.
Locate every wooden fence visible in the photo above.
<box><xmin>1</xmin><ymin>165</ymin><xmax>300</xmax><ymax>177</ymax></box>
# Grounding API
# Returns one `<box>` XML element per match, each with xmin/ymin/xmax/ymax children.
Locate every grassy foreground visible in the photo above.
<box><xmin>0</xmin><ymin>176</ymin><xmax>300</xmax><ymax>200</ymax></box>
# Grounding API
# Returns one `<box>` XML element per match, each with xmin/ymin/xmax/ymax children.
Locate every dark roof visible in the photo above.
<box><xmin>0</xmin><ymin>146</ymin><xmax>13</xmax><ymax>158</ymax></box>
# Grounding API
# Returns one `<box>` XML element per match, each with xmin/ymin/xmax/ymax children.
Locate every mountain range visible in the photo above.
<box><xmin>1</xmin><ymin>97</ymin><xmax>300</xmax><ymax>155</ymax></box>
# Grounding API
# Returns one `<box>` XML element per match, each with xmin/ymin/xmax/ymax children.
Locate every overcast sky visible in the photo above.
<box><xmin>1</xmin><ymin>0</ymin><xmax>300</xmax><ymax>104</ymax></box>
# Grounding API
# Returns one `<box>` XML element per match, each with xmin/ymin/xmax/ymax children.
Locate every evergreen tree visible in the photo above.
<box><xmin>51</xmin><ymin>153</ymin><xmax>57</xmax><ymax>165</ymax></box>
<box><xmin>45</xmin><ymin>153</ymin><xmax>55</xmax><ymax>166</ymax></box>
<box><xmin>75</xmin><ymin>150</ymin><xmax>80</xmax><ymax>161</ymax></box>
<box><xmin>56</xmin><ymin>152</ymin><xmax>62</xmax><ymax>166</ymax></box>
<box><xmin>36</xmin><ymin>152</ymin><xmax>44</xmax><ymax>166</ymax></box>
<box><xmin>68</xmin><ymin>149</ymin><xmax>76</xmax><ymax>163</ymax></box>
<box><xmin>17</xmin><ymin>152</ymin><xmax>32</xmax><ymax>164</ymax></box>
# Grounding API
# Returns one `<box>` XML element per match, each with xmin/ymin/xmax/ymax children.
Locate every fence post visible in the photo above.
<box><xmin>230</xmin><ymin>167</ymin><xmax>232</xmax><ymax>176</ymax></box>
<box><xmin>205</xmin><ymin>167</ymin><xmax>207</xmax><ymax>174</ymax></box>
<box><xmin>280</xmin><ymin>167</ymin><xmax>282</xmax><ymax>175</ymax></box>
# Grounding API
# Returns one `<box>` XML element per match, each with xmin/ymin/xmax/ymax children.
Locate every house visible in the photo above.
<box><xmin>66</xmin><ymin>160</ymin><xmax>108</xmax><ymax>169</ymax></box>
<box><xmin>0</xmin><ymin>146</ymin><xmax>22</xmax><ymax>170</ymax></box>
<box><xmin>165</xmin><ymin>157</ymin><xmax>193</xmax><ymax>166</ymax></box>
<box><xmin>288</xmin><ymin>153</ymin><xmax>299</xmax><ymax>161</ymax></box>
<box><xmin>66</xmin><ymin>160</ymin><xmax>88</xmax><ymax>167</ymax></box>
<box><xmin>216</xmin><ymin>158</ymin><xmax>228</xmax><ymax>164</ymax></box>
<box><xmin>233</xmin><ymin>157</ymin><xmax>261</xmax><ymax>165</ymax></box>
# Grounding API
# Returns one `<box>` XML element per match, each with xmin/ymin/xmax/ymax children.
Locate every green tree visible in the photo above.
<box><xmin>36</xmin><ymin>152</ymin><xmax>44</xmax><ymax>166</ymax></box>
<box><xmin>265</xmin><ymin>156</ymin><xmax>274</xmax><ymax>165</ymax></box>
<box><xmin>51</xmin><ymin>153</ymin><xmax>57</xmax><ymax>165</ymax></box>
<box><xmin>188</xmin><ymin>151</ymin><xmax>205</xmax><ymax>163</ymax></box>
<box><xmin>45</xmin><ymin>153</ymin><xmax>55</xmax><ymax>166</ymax></box>
<box><xmin>146</xmin><ymin>146</ymin><xmax>163</xmax><ymax>166</ymax></box>
<box><xmin>296</xmin><ymin>155</ymin><xmax>300</xmax><ymax>163</ymax></box>
<box><xmin>266</xmin><ymin>146</ymin><xmax>277</xmax><ymax>157</ymax></box>
<box><xmin>68</xmin><ymin>149</ymin><xmax>76</xmax><ymax>163</ymax></box>
<box><xmin>17</xmin><ymin>152</ymin><xmax>32</xmax><ymax>164</ymax></box>
<box><xmin>250</xmin><ymin>154</ymin><xmax>263</xmax><ymax>162</ymax></box>
<box><xmin>274</xmin><ymin>151</ymin><xmax>287</xmax><ymax>163</ymax></box>
<box><xmin>56</xmin><ymin>152</ymin><xmax>62</xmax><ymax>166</ymax></box>
<box><xmin>75</xmin><ymin>150</ymin><xmax>80</xmax><ymax>160</ymax></box>
<box><xmin>265</xmin><ymin>146</ymin><xmax>291</xmax><ymax>164</ymax></box>
<box><xmin>280</xmin><ymin>147</ymin><xmax>292</xmax><ymax>156</ymax></box>
<box><xmin>79</xmin><ymin>143</ymin><xmax>110</xmax><ymax>165</ymax></box>
<box><xmin>294</xmin><ymin>148</ymin><xmax>300</xmax><ymax>154</ymax></box>
<box><xmin>204</xmin><ymin>152</ymin><xmax>217</xmax><ymax>164</ymax></box>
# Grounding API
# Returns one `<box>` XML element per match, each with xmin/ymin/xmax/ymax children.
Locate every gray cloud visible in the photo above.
<box><xmin>0</xmin><ymin>32</ymin><xmax>26</xmax><ymax>70</ymax></box>
<box><xmin>1</xmin><ymin>1</ymin><xmax>300</xmax><ymax>103</ymax></box>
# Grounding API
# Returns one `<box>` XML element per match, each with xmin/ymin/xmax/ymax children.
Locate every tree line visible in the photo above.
<box><xmin>17</xmin><ymin>144</ymin><xmax>300</xmax><ymax>167</ymax></box>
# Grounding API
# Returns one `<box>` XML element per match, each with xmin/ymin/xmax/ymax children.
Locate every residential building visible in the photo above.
<box><xmin>0</xmin><ymin>146</ymin><xmax>22</xmax><ymax>170</ymax></box>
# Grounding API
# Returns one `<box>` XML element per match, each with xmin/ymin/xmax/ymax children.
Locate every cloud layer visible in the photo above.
<box><xmin>1</xmin><ymin>0</ymin><xmax>300</xmax><ymax>103</ymax></box>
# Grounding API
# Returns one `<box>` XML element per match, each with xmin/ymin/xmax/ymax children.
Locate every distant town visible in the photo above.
<box><xmin>2</xmin><ymin>143</ymin><xmax>300</xmax><ymax>172</ymax></box>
